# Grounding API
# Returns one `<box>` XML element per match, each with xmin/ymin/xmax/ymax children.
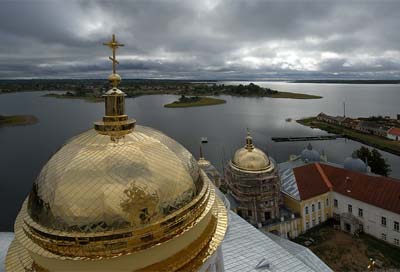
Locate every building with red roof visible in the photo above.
<box><xmin>387</xmin><ymin>127</ymin><xmax>400</xmax><ymax>141</ymax></box>
<box><xmin>281</xmin><ymin>161</ymin><xmax>400</xmax><ymax>248</ymax></box>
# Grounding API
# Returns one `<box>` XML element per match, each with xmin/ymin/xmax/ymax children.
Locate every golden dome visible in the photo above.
<box><xmin>28</xmin><ymin>126</ymin><xmax>200</xmax><ymax>232</ymax></box>
<box><xmin>231</xmin><ymin>132</ymin><xmax>274</xmax><ymax>172</ymax></box>
<box><xmin>6</xmin><ymin>35</ymin><xmax>228</xmax><ymax>272</ymax></box>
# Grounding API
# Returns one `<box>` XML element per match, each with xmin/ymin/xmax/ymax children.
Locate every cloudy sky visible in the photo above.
<box><xmin>1</xmin><ymin>0</ymin><xmax>400</xmax><ymax>80</ymax></box>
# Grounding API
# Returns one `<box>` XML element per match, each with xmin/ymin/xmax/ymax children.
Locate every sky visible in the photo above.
<box><xmin>1</xmin><ymin>0</ymin><xmax>400</xmax><ymax>80</ymax></box>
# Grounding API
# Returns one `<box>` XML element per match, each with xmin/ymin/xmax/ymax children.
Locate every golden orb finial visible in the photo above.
<box><xmin>103</xmin><ymin>34</ymin><xmax>124</xmax><ymax>88</ymax></box>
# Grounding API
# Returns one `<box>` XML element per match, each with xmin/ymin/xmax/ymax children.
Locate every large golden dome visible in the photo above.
<box><xmin>28</xmin><ymin>126</ymin><xmax>200</xmax><ymax>233</ymax></box>
<box><xmin>231</xmin><ymin>132</ymin><xmax>274</xmax><ymax>172</ymax></box>
<box><xmin>6</xmin><ymin>35</ymin><xmax>227</xmax><ymax>272</ymax></box>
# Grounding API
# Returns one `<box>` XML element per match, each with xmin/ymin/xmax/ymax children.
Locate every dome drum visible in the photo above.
<box><xmin>10</xmin><ymin>173</ymin><xmax>227</xmax><ymax>271</ymax></box>
<box><xmin>22</xmin><ymin>175</ymin><xmax>211</xmax><ymax>260</ymax></box>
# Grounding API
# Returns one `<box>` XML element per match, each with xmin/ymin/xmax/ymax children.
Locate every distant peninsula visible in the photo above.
<box><xmin>0</xmin><ymin>79</ymin><xmax>322</xmax><ymax>100</ymax></box>
<box><xmin>164</xmin><ymin>96</ymin><xmax>226</xmax><ymax>108</ymax></box>
<box><xmin>0</xmin><ymin>115</ymin><xmax>38</xmax><ymax>127</ymax></box>
<box><xmin>297</xmin><ymin>114</ymin><xmax>400</xmax><ymax>156</ymax></box>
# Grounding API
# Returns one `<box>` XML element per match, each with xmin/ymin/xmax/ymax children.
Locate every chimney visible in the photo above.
<box><xmin>345</xmin><ymin>177</ymin><xmax>351</xmax><ymax>193</ymax></box>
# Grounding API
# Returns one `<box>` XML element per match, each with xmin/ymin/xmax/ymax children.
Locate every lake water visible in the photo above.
<box><xmin>0</xmin><ymin>81</ymin><xmax>399</xmax><ymax>231</ymax></box>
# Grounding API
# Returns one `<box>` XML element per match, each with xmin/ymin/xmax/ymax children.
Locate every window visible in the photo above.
<box><xmin>248</xmin><ymin>209</ymin><xmax>252</xmax><ymax>217</ymax></box>
<box><xmin>312</xmin><ymin>219</ymin><xmax>316</xmax><ymax>226</ymax></box>
<box><xmin>394</xmin><ymin>221</ymin><xmax>399</xmax><ymax>232</ymax></box>
<box><xmin>358</xmin><ymin>208</ymin><xmax>363</xmax><ymax>218</ymax></box>
<box><xmin>318</xmin><ymin>216</ymin><xmax>321</xmax><ymax>224</ymax></box>
<box><xmin>312</xmin><ymin>204</ymin><xmax>315</xmax><ymax>212</ymax></box>
<box><xmin>395</xmin><ymin>238</ymin><xmax>400</xmax><ymax>246</ymax></box>
<box><xmin>382</xmin><ymin>217</ymin><xmax>387</xmax><ymax>227</ymax></box>
<box><xmin>334</xmin><ymin>199</ymin><xmax>338</xmax><ymax>207</ymax></box>
<box><xmin>348</xmin><ymin>204</ymin><xmax>352</xmax><ymax>213</ymax></box>
<box><xmin>382</xmin><ymin>233</ymin><xmax>387</xmax><ymax>241</ymax></box>
<box><xmin>305</xmin><ymin>206</ymin><xmax>309</xmax><ymax>215</ymax></box>
<box><xmin>318</xmin><ymin>202</ymin><xmax>321</xmax><ymax>210</ymax></box>
<box><xmin>306</xmin><ymin>222</ymin><xmax>310</xmax><ymax>230</ymax></box>
<box><xmin>326</xmin><ymin>198</ymin><xmax>329</xmax><ymax>206</ymax></box>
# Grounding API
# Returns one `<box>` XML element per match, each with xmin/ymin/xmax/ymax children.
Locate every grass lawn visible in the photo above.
<box><xmin>297</xmin><ymin>117</ymin><xmax>400</xmax><ymax>155</ymax></box>
<box><xmin>267</xmin><ymin>91</ymin><xmax>322</xmax><ymax>99</ymax></box>
<box><xmin>293</xmin><ymin>221</ymin><xmax>400</xmax><ymax>271</ymax></box>
<box><xmin>164</xmin><ymin>97</ymin><xmax>226</xmax><ymax>108</ymax></box>
<box><xmin>0</xmin><ymin>115</ymin><xmax>38</xmax><ymax>126</ymax></box>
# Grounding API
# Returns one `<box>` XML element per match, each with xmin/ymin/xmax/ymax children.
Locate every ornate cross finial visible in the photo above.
<box><xmin>103</xmin><ymin>34</ymin><xmax>124</xmax><ymax>74</ymax></box>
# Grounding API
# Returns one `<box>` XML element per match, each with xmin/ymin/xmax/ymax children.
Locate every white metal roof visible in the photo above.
<box><xmin>222</xmin><ymin>211</ymin><xmax>332</xmax><ymax>272</ymax></box>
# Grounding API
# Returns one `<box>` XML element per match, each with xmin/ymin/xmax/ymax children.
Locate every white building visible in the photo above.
<box><xmin>332</xmin><ymin>185</ymin><xmax>400</xmax><ymax>247</ymax></box>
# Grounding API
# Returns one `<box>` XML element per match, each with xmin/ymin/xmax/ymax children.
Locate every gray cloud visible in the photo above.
<box><xmin>0</xmin><ymin>0</ymin><xmax>400</xmax><ymax>79</ymax></box>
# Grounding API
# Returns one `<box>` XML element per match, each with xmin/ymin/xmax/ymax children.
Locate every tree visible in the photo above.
<box><xmin>356</xmin><ymin>146</ymin><xmax>391</xmax><ymax>176</ymax></box>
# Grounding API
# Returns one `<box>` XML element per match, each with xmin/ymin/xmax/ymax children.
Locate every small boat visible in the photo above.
<box><xmin>201</xmin><ymin>137</ymin><xmax>208</xmax><ymax>143</ymax></box>
<box><xmin>285</xmin><ymin>118</ymin><xmax>292</xmax><ymax>122</ymax></box>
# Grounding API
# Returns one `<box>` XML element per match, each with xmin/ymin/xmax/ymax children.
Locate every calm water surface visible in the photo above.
<box><xmin>0</xmin><ymin>82</ymin><xmax>399</xmax><ymax>231</ymax></box>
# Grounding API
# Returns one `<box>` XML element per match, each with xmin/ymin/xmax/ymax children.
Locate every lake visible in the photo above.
<box><xmin>0</xmin><ymin>81</ymin><xmax>399</xmax><ymax>231</ymax></box>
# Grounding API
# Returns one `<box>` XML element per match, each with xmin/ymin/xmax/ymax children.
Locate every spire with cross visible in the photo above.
<box><xmin>103</xmin><ymin>34</ymin><xmax>124</xmax><ymax>87</ymax></box>
<box><xmin>95</xmin><ymin>34</ymin><xmax>136</xmax><ymax>140</ymax></box>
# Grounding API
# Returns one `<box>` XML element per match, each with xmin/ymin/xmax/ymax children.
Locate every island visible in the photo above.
<box><xmin>297</xmin><ymin>113</ymin><xmax>400</xmax><ymax>156</ymax></box>
<box><xmin>265</xmin><ymin>91</ymin><xmax>321</xmax><ymax>99</ymax></box>
<box><xmin>164</xmin><ymin>95</ymin><xmax>226</xmax><ymax>108</ymax></box>
<box><xmin>0</xmin><ymin>79</ymin><xmax>322</xmax><ymax>100</ymax></box>
<box><xmin>0</xmin><ymin>115</ymin><xmax>38</xmax><ymax>127</ymax></box>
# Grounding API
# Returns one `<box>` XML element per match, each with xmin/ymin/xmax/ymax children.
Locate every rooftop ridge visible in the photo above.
<box><xmin>315</xmin><ymin>163</ymin><xmax>333</xmax><ymax>191</ymax></box>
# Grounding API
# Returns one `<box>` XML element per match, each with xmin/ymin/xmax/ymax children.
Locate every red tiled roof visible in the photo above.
<box><xmin>293</xmin><ymin>163</ymin><xmax>400</xmax><ymax>214</ymax></box>
<box><xmin>293</xmin><ymin>164</ymin><xmax>330</xmax><ymax>200</ymax></box>
<box><xmin>320</xmin><ymin>164</ymin><xmax>400</xmax><ymax>214</ymax></box>
<box><xmin>388</xmin><ymin>127</ymin><xmax>400</xmax><ymax>136</ymax></box>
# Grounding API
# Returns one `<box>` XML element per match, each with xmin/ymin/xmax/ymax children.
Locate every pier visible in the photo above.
<box><xmin>271</xmin><ymin>135</ymin><xmax>343</xmax><ymax>142</ymax></box>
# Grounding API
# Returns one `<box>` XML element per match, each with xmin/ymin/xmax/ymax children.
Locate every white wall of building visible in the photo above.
<box><xmin>332</xmin><ymin>192</ymin><xmax>400</xmax><ymax>247</ymax></box>
<box><xmin>387</xmin><ymin>133</ymin><xmax>399</xmax><ymax>141</ymax></box>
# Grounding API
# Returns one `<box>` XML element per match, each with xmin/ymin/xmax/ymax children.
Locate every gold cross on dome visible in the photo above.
<box><xmin>103</xmin><ymin>34</ymin><xmax>124</xmax><ymax>74</ymax></box>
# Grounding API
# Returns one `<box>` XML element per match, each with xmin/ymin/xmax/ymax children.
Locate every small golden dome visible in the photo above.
<box><xmin>232</xmin><ymin>147</ymin><xmax>271</xmax><ymax>171</ymax></box>
<box><xmin>231</xmin><ymin>131</ymin><xmax>273</xmax><ymax>172</ymax></box>
<box><xmin>28</xmin><ymin>126</ymin><xmax>200</xmax><ymax>233</ymax></box>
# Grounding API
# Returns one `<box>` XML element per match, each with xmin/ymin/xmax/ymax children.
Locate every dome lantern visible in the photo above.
<box><xmin>245</xmin><ymin>129</ymin><xmax>255</xmax><ymax>151</ymax></box>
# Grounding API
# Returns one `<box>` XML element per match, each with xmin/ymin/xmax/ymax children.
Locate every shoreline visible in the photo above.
<box><xmin>42</xmin><ymin>93</ymin><xmax>104</xmax><ymax>103</ymax></box>
<box><xmin>1</xmin><ymin>81</ymin><xmax>322</xmax><ymax>100</ymax></box>
<box><xmin>41</xmin><ymin>90</ymin><xmax>321</xmax><ymax>102</ymax></box>
<box><xmin>297</xmin><ymin>117</ymin><xmax>400</xmax><ymax>156</ymax></box>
